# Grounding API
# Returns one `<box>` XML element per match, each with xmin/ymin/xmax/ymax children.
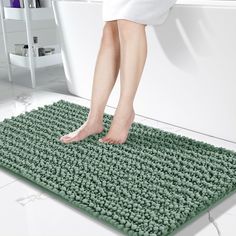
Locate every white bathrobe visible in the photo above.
<box><xmin>102</xmin><ymin>0</ymin><xmax>177</xmax><ymax>26</ymax></box>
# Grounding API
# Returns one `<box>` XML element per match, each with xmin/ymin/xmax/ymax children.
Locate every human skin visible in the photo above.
<box><xmin>60</xmin><ymin>19</ymin><xmax>147</xmax><ymax>144</ymax></box>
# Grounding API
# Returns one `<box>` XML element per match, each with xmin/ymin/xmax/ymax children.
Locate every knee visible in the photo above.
<box><xmin>101</xmin><ymin>21</ymin><xmax>119</xmax><ymax>46</ymax></box>
<box><xmin>117</xmin><ymin>19</ymin><xmax>145</xmax><ymax>39</ymax></box>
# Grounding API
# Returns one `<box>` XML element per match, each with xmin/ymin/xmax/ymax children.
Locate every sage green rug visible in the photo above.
<box><xmin>0</xmin><ymin>99</ymin><xmax>236</xmax><ymax>236</ymax></box>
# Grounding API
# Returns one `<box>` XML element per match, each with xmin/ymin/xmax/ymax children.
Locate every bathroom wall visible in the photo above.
<box><xmin>0</xmin><ymin>0</ymin><xmax>58</xmax><ymax>63</ymax></box>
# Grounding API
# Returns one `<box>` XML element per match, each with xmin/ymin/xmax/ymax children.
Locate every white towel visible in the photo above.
<box><xmin>102</xmin><ymin>0</ymin><xmax>177</xmax><ymax>26</ymax></box>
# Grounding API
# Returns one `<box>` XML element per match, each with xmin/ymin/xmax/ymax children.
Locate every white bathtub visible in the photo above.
<box><xmin>52</xmin><ymin>0</ymin><xmax>236</xmax><ymax>143</ymax></box>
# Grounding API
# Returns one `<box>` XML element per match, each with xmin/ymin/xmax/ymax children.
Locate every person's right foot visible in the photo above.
<box><xmin>59</xmin><ymin>120</ymin><xmax>104</xmax><ymax>143</ymax></box>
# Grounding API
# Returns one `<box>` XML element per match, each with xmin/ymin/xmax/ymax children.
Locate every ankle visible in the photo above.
<box><xmin>86</xmin><ymin>115</ymin><xmax>103</xmax><ymax>126</ymax></box>
<box><xmin>115</xmin><ymin>103</ymin><xmax>135</xmax><ymax>116</ymax></box>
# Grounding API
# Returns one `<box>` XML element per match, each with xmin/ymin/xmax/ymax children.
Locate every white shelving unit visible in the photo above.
<box><xmin>0</xmin><ymin>0</ymin><xmax>62</xmax><ymax>88</ymax></box>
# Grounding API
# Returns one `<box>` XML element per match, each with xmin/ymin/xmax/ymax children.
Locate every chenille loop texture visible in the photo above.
<box><xmin>0</xmin><ymin>99</ymin><xmax>236</xmax><ymax>236</ymax></box>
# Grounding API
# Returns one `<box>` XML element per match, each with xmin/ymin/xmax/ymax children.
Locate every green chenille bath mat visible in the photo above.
<box><xmin>0</xmin><ymin>99</ymin><xmax>236</xmax><ymax>236</ymax></box>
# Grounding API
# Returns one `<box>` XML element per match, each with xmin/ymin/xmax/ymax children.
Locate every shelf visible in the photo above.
<box><xmin>1</xmin><ymin>0</ymin><xmax>61</xmax><ymax>88</ymax></box>
<box><xmin>4</xmin><ymin>7</ymin><xmax>54</xmax><ymax>21</ymax></box>
<box><xmin>9</xmin><ymin>45</ymin><xmax>62</xmax><ymax>68</ymax></box>
<box><xmin>10</xmin><ymin>52</ymin><xmax>62</xmax><ymax>68</ymax></box>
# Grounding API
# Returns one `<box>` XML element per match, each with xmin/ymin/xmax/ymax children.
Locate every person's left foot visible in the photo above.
<box><xmin>99</xmin><ymin>107</ymin><xmax>135</xmax><ymax>144</ymax></box>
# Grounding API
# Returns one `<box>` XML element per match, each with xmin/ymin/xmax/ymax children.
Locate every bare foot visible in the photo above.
<box><xmin>99</xmin><ymin>108</ymin><xmax>135</xmax><ymax>144</ymax></box>
<box><xmin>59</xmin><ymin>120</ymin><xmax>104</xmax><ymax>144</ymax></box>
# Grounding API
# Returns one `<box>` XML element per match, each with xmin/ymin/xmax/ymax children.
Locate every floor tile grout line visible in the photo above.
<box><xmin>208</xmin><ymin>210</ymin><xmax>222</xmax><ymax>236</ymax></box>
<box><xmin>0</xmin><ymin>180</ymin><xmax>17</xmax><ymax>192</ymax></box>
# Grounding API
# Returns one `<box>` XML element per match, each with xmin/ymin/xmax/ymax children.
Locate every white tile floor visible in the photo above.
<box><xmin>0</xmin><ymin>64</ymin><xmax>236</xmax><ymax>236</ymax></box>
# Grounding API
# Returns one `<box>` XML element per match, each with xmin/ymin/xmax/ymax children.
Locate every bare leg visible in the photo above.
<box><xmin>99</xmin><ymin>20</ymin><xmax>147</xmax><ymax>144</ymax></box>
<box><xmin>60</xmin><ymin>21</ymin><xmax>120</xmax><ymax>143</ymax></box>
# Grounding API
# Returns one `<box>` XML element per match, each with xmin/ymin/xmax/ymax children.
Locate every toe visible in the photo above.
<box><xmin>116</xmin><ymin>137</ymin><xmax>125</xmax><ymax>144</ymax></box>
<box><xmin>98</xmin><ymin>138</ymin><xmax>104</xmax><ymax>143</ymax></box>
<box><xmin>114</xmin><ymin>139</ymin><xmax>121</xmax><ymax>144</ymax></box>
<box><xmin>60</xmin><ymin>135</ymin><xmax>72</xmax><ymax>141</ymax></box>
<box><xmin>62</xmin><ymin>135</ymin><xmax>72</xmax><ymax>139</ymax></box>
<box><xmin>112</xmin><ymin>138</ymin><xmax>119</xmax><ymax>144</ymax></box>
<box><xmin>60</xmin><ymin>136</ymin><xmax>67</xmax><ymax>142</ymax></box>
<box><xmin>107</xmin><ymin>138</ymin><xmax>114</xmax><ymax>144</ymax></box>
<box><xmin>60</xmin><ymin>136</ymin><xmax>69</xmax><ymax>141</ymax></box>
<box><xmin>103</xmin><ymin>137</ymin><xmax>112</xmax><ymax>144</ymax></box>
<box><xmin>60</xmin><ymin>135</ymin><xmax>67</xmax><ymax>140</ymax></box>
<box><xmin>60</xmin><ymin>133</ymin><xmax>75</xmax><ymax>141</ymax></box>
<box><xmin>108</xmin><ymin>138</ymin><xmax>117</xmax><ymax>144</ymax></box>
<box><xmin>99</xmin><ymin>136</ymin><xmax>108</xmax><ymax>143</ymax></box>
<box><xmin>61</xmin><ymin>138</ymin><xmax>73</xmax><ymax>144</ymax></box>
<box><xmin>61</xmin><ymin>134</ymin><xmax>78</xmax><ymax>143</ymax></box>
